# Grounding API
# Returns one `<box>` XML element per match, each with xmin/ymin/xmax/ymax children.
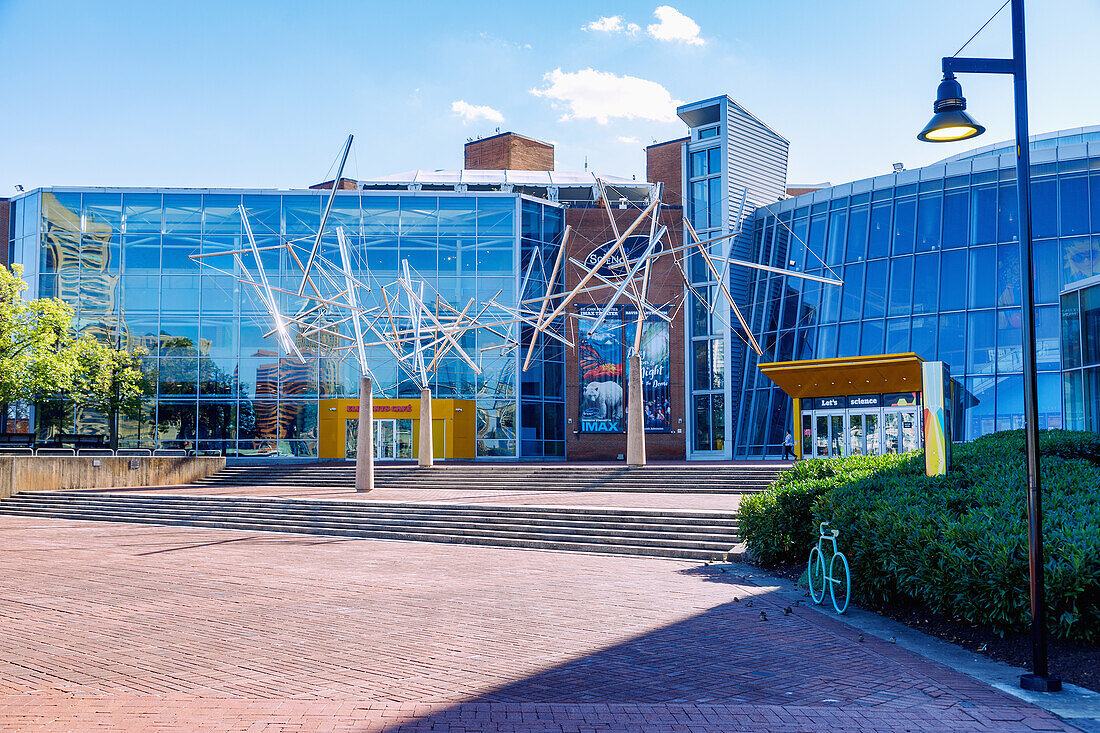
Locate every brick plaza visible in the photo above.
<box><xmin>0</xmin><ymin>516</ymin><xmax>1077</xmax><ymax>732</ymax></box>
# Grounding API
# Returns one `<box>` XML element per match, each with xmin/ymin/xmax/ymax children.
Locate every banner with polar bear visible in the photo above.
<box><xmin>578</xmin><ymin>305</ymin><xmax>626</xmax><ymax>433</ymax></box>
<box><xmin>577</xmin><ymin>305</ymin><xmax>671</xmax><ymax>434</ymax></box>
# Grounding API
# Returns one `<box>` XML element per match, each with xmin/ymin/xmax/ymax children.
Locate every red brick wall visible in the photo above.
<box><xmin>0</xmin><ymin>200</ymin><xmax>9</xmax><ymax>267</ymax></box>
<box><xmin>562</xmin><ymin>203</ymin><xmax>686</xmax><ymax>460</ymax></box>
<box><xmin>465</xmin><ymin>133</ymin><xmax>554</xmax><ymax>171</ymax></box>
<box><xmin>785</xmin><ymin>185</ymin><xmax>829</xmax><ymax>197</ymax></box>
<box><xmin>309</xmin><ymin>178</ymin><xmax>359</xmax><ymax>191</ymax></box>
<box><xmin>646</xmin><ymin>138</ymin><xmax>687</xmax><ymax>208</ymax></box>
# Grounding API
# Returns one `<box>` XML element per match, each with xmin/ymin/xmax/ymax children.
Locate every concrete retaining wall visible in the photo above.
<box><xmin>0</xmin><ymin>456</ymin><xmax>225</xmax><ymax>498</ymax></box>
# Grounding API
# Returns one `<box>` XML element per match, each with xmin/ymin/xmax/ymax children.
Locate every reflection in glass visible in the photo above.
<box><xmin>883</xmin><ymin>412</ymin><xmax>899</xmax><ymax>453</ymax></box>
<box><xmin>830</xmin><ymin>414</ymin><xmax>844</xmax><ymax>456</ymax></box>
<box><xmin>887</xmin><ymin>257</ymin><xmax>912</xmax><ymax>316</ymax></box>
<box><xmin>848</xmin><ymin>414</ymin><xmax>864</xmax><ymax>456</ymax></box>
<box><xmin>865</xmin><ymin>413</ymin><xmax>880</xmax><ymax>456</ymax></box>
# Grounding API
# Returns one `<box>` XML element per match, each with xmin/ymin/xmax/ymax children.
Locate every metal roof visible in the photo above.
<box><xmin>759</xmin><ymin>353</ymin><xmax>925</xmax><ymax>399</ymax></box>
<box><xmin>358</xmin><ymin>170</ymin><xmax>656</xmax><ymax>203</ymax></box>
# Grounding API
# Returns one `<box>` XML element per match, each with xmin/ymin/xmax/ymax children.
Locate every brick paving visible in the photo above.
<box><xmin>0</xmin><ymin>516</ymin><xmax>1079</xmax><ymax>732</ymax></box>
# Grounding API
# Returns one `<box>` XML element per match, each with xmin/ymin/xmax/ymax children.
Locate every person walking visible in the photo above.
<box><xmin>782</xmin><ymin>431</ymin><xmax>797</xmax><ymax>461</ymax></box>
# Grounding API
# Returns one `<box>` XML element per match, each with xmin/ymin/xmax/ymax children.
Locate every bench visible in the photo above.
<box><xmin>53</xmin><ymin>434</ymin><xmax>108</xmax><ymax>450</ymax></box>
<box><xmin>0</xmin><ymin>433</ymin><xmax>36</xmax><ymax>448</ymax></box>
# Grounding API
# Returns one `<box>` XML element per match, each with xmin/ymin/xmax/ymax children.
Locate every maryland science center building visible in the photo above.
<box><xmin>5</xmin><ymin>95</ymin><xmax>1100</xmax><ymax>462</ymax></box>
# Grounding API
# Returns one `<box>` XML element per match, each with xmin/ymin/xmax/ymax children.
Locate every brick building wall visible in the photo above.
<box><xmin>465</xmin><ymin>133</ymin><xmax>554</xmax><ymax>171</ymax></box>
<box><xmin>646</xmin><ymin>138</ymin><xmax>688</xmax><ymax>208</ymax></box>
<box><xmin>309</xmin><ymin>178</ymin><xmax>359</xmax><ymax>191</ymax></box>
<box><xmin>562</xmin><ymin>203</ymin><xmax>687</xmax><ymax>460</ymax></box>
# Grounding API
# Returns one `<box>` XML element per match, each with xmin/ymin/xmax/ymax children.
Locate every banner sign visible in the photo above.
<box><xmin>584</xmin><ymin>235</ymin><xmax>657</xmax><ymax>278</ymax></box>
<box><xmin>884</xmin><ymin>391</ymin><xmax>921</xmax><ymax>408</ymax></box>
<box><xmin>921</xmin><ymin>361</ymin><xmax>951</xmax><ymax>476</ymax></box>
<box><xmin>578</xmin><ymin>305</ymin><xmax>625</xmax><ymax>433</ymax></box>
<box><xmin>578</xmin><ymin>305</ymin><xmax>671</xmax><ymax>433</ymax></box>
<box><xmin>624</xmin><ymin>306</ymin><xmax>671</xmax><ymax>433</ymax></box>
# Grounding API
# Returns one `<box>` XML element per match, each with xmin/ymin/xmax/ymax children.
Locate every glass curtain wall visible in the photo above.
<box><xmin>687</xmin><ymin>143</ymin><xmax>727</xmax><ymax>454</ymax></box>
<box><xmin>25</xmin><ymin>188</ymin><xmax>564</xmax><ymax>459</ymax></box>
<box><xmin>736</xmin><ymin>154</ymin><xmax>1099</xmax><ymax>457</ymax></box>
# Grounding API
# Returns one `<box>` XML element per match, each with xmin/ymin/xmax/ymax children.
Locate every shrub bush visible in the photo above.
<box><xmin>739</xmin><ymin>430</ymin><xmax>1100</xmax><ymax>643</ymax></box>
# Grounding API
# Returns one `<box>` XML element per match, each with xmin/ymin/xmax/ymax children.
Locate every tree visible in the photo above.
<box><xmin>69</xmin><ymin>339</ymin><xmax>152</xmax><ymax>449</ymax></box>
<box><xmin>0</xmin><ymin>264</ymin><xmax>147</xmax><ymax>444</ymax></box>
<box><xmin>0</xmin><ymin>264</ymin><xmax>81</xmax><ymax>405</ymax></box>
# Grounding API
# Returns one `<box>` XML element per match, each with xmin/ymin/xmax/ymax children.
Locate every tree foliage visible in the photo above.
<box><xmin>740</xmin><ymin>431</ymin><xmax>1100</xmax><ymax>642</ymax></box>
<box><xmin>0</xmin><ymin>264</ymin><xmax>147</xmax><ymax>412</ymax></box>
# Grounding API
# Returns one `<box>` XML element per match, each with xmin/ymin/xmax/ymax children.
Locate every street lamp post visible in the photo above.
<box><xmin>917</xmin><ymin>0</ymin><xmax>1061</xmax><ymax>693</ymax></box>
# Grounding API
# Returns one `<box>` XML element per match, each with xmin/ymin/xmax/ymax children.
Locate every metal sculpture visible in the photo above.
<box><xmin>191</xmin><ymin>137</ymin><xmax>842</xmax><ymax>472</ymax></box>
<box><xmin>516</xmin><ymin>177</ymin><xmax>842</xmax><ymax>465</ymax></box>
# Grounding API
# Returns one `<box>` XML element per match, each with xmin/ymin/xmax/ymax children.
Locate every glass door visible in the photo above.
<box><xmin>883</xmin><ymin>412</ymin><xmax>900</xmax><ymax>454</ymax></box>
<box><xmin>815</xmin><ymin>415</ymin><xmax>830</xmax><ymax>457</ymax></box>
<box><xmin>374</xmin><ymin>419</ymin><xmax>396</xmax><ymax>460</ymax></box>
<box><xmin>848</xmin><ymin>413</ymin><xmax>865</xmax><ymax>456</ymax></box>
<box><xmin>899</xmin><ymin>410</ymin><xmax>920</xmax><ymax>452</ymax></box>
<box><xmin>813</xmin><ymin>412</ymin><xmax>848</xmax><ymax>458</ymax></box>
<box><xmin>830</xmin><ymin>414</ymin><xmax>845</xmax><ymax>457</ymax></box>
<box><xmin>864</xmin><ymin>412</ymin><xmax>881</xmax><ymax>456</ymax></box>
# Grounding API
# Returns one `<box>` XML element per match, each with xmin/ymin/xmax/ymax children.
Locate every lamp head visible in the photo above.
<box><xmin>917</xmin><ymin>72</ymin><xmax>986</xmax><ymax>143</ymax></box>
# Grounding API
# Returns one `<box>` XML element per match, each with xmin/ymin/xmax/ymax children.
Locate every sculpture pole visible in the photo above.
<box><xmin>418</xmin><ymin>387</ymin><xmax>434</xmax><ymax>467</ymax></box>
<box><xmin>355</xmin><ymin>376</ymin><xmax>374</xmax><ymax>492</ymax></box>
<box><xmin>626</xmin><ymin>354</ymin><xmax>646</xmax><ymax>466</ymax></box>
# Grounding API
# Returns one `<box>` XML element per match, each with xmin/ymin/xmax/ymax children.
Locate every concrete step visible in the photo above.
<box><xmin>192</xmin><ymin>464</ymin><xmax>785</xmax><ymax>493</ymax></box>
<box><xmin>13</xmin><ymin>492</ymin><xmax>739</xmax><ymax>521</ymax></box>
<box><xmin>0</xmin><ymin>507</ymin><xmax>739</xmax><ymax>552</ymax></box>
<box><xmin>0</xmin><ymin>492</ymin><xmax>744</xmax><ymax>560</ymax></box>
<box><xmin>5</xmin><ymin>499</ymin><xmax>740</xmax><ymax>542</ymax></box>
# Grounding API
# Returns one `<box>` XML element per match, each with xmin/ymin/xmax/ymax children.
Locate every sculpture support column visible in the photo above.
<box><xmin>626</xmin><ymin>354</ymin><xmax>646</xmax><ymax>466</ymax></box>
<box><xmin>418</xmin><ymin>387</ymin><xmax>434</xmax><ymax>468</ymax></box>
<box><xmin>355</xmin><ymin>376</ymin><xmax>374</xmax><ymax>492</ymax></box>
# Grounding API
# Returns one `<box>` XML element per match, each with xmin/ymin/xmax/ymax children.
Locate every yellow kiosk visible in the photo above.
<box><xmin>759</xmin><ymin>353</ymin><xmax>952</xmax><ymax>476</ymax></box>
<box><xmin>318</xmin><ymin>398</ymin><xmax>476</xmax><ymax>461</ymax></box>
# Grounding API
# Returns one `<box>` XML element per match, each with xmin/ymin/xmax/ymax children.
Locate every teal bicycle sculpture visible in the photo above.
<box><xmin>808</xmin><ymin>521</ymin><xmax>850</xmax><ymax>614</ymax></box>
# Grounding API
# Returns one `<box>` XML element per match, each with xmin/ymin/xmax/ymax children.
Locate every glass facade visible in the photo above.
<box><xmin>733</xmin><ymin>133</ymin><xmax>1100</xmax><ymax>458</ymax></box>
<box><xmin>10</xmin><ymin>188</ymin><xmax>565</xmax><ymax>459</ymax></box>
<box><xmin>687</xmin><ymin>135</ymin><xmax>727</xmax><ymax>455</ymax></box>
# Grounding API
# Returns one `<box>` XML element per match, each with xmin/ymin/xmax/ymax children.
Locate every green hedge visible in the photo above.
<box><xmin>739</xmin><ymin>430</ymin><xmax>1100</xmax><ymax>642</ymax></box>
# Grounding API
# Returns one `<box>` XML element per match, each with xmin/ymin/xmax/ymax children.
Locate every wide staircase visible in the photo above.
<box><xmin>0</xmin><ymin>491</ymin><xmax>744</xmax><ymax>560</ymax></box>
<box><xmin>192</xmin><ymin>463</ymin><xmax>785</xmax><ymax>494</ymax></box>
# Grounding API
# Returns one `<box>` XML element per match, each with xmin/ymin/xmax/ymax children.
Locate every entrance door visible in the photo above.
<box><xmin>814</xmin><ymin>413</ymin><xmax>847</xmax><ymax>458</ymax></box>
<box><xmin>848</xmin><ymin>413</ymin><xmax>865</xmax><ymax>456</ymax></box>
<box><xmin>847</xmin><ymin>411</ymin><xmax>883</xmax><ymax>456</ymax></box>
<box><xmin>374</xmin><ymin>419</ymin><xmax>396</xmax><ymax>460</ymax></box>
<box><xmin>864</xmin><ymin>412</ymin><xmax>881</xmax><ymax>456</ymax></box>
<box><xmin>899</xmin><ymin>409</ymin><xmax>920</xmax><ymax>453</ymax></box>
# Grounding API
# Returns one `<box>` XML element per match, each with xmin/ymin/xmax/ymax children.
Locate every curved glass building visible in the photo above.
<box><xmin>731</xmin><ymin>126</ymin><xmax>1100</xmax><ymax>458</ymax></box>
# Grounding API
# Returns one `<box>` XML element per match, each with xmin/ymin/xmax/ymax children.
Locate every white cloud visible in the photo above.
<box><xmin>530</xmin><ymin>68</ymin><xmax>681</xmax><ymax>125</ymax></box>
<box><xmin>451</xmin><ymin>100</ymin><xmax>504</xmax><ymax>123</ymax></box>
<box><xmin>647</xmin><ymin>5</ymin><xmax>704</xmax><ymax>45</ymax></box>
<box><xmin>617</xmin><ymin>136</ymin><xmax>641</xmax><ymax>144</ymax></box>
<box><xmin>583</xmin><ymin>15</ymin><xmax>640</xmax><ymax>34</ymax></box>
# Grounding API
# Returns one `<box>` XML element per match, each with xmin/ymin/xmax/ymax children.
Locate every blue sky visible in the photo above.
<box><xmin>2</xmin><ymin>0</ymin><xmax>1099</xmax><ymax>193</ymax></box>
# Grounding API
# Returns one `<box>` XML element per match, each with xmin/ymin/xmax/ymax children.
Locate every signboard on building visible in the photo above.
<box><xmin>577</xmin><ymin>305</ymin><xmax>671</xmax><ymax>434</ymax></box>
<box><xmin>624</xmin><ymin>306</ymin><xmax>671</xmax><ymax>433</ymax></box>
<box><xmin>578</xmin><ymin>305</ymin><xmax>625</xmax><ymax>433</ymax></box>
<box><xmin>584</xmin><ymin>235</ymin><xmax>657</xmax><ymax>278</ymax></box>
<box><xmin>884</xmin><ymin>392</ymin><xmax>921</xmax><ymax>408</ymax></box>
